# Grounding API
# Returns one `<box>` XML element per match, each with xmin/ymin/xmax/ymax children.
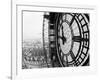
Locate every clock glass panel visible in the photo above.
<box><xmin>55</xmin><ymin>13</ymin><xmax>89</xmax><ymax>67</ymax></box>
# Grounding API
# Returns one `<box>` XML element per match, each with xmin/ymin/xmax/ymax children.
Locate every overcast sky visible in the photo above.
<box><xmin>23</xmin><ymin>11</ymin><xmax>44</xmax><ymax>41</ymax></box>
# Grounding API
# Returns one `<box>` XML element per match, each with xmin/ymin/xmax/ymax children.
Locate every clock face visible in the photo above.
<box><xmin>56</xmin><ymin>13</ymin><xmax>89</xmax><ymax>67</ymax></box>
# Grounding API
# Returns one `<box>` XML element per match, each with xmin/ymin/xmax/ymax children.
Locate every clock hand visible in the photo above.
<box><xmin>61</xmin><ymin>26</ymin><xmax>66</xmax><ymax>45</ymax></box>
<box><xmin>59</xmin><ymin>36</ymin><xmax>66</xmax><ymax>42</ymax></box>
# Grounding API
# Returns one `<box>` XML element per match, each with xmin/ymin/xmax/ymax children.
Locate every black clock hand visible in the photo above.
<box><xmin>61</xmin><ymin>26</ymin><xmax>66</xmax><ymax>45</ymax></box>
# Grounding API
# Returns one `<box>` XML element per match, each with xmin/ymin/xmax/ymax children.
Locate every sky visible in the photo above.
<box><xmin>23</xmin><ymin>11</ymin><xmax>44</xmax><ymax>41</ymax></box>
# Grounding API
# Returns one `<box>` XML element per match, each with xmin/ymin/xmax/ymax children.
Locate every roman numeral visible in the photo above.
<box><xmin>69</xmin><ymin>14</ymin><xmax>76</xmax><ymax>26</ymax></box>
<box><xmin>70</xmin><ymin>50</ymin><xmax>76</xmax><ymax>61</ymax></box>
<box><xmin>72</xmin><ymin>36</ymin><xmax>82</xmax><ymax>42</ymax></box>
<box><xmin>72</xmin><ymin>36</ymin><xmax>89</xmax><ymax>42</ymax></box>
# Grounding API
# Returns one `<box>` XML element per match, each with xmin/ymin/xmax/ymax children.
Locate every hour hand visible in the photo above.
<box><xmin>58</xmin><ymin>36</ymin><xmax>66</xmax><ymax>45</ymax></box>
